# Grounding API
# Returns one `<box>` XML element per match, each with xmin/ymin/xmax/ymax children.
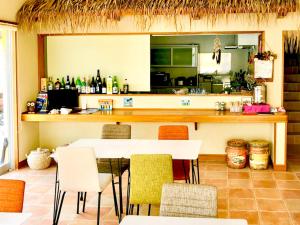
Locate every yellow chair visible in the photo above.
<box><xmin>128</xmin><ymin>154</ymin><xmax>173</xmax><ymax>215</ymax></box>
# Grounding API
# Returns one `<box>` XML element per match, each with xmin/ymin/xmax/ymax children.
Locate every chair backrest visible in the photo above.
<box><xmin>158</xmin><ymin>125</ymin><xmax>189</xmax><ymax>140</ymax></box>
<box><xmin>56</xmin><ymin>147</ymin><xmax>101</xmax><ymax>192</ymax></box>
<box><xmin>0</xmin><ymin>179</ymin><xmax>25</xmax><ymax>212</ymax></box>
<box><xmin>160</xmin><ymin>183</ymin><xmax>217</xmax><ymax>218</ymax></box>
<box><xmin>130</xmin><ymin>154</ymin><xmax>173</xmax><ymax>205</ymax></box>
<box><xmin>102</xmin><ymin>124</ymin><xmax>131</xmax><ymax>139</ymax></box>
<box><xmin>0</xmin><ymin>138</ymin><xmax>8</xmax><ymax>164</ymax></box>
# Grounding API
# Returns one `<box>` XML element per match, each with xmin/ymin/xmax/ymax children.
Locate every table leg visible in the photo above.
<box><xmin>52</xmin><ymin>165</ymin><xmax>59</xmax><ymax>224</ymax></box>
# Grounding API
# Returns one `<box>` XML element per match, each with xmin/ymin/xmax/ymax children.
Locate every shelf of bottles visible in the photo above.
<box><xmin>46</xmin><ymin>69</ymin><xmax>129</xmax><ymax>95</ymax></box>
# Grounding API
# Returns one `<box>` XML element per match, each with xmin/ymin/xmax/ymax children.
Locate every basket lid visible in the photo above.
<box><xmin>227</xmin><ymin>139</ymin><xmax>247</xmax><ymax>147</ymax></box>
<box><xmin>249</xmin><ymin>140</ymin><xmax>269</xmax><ymax>147</ymax></box>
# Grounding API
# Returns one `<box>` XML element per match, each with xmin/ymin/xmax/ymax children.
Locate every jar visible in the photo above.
<box><xmin>253</xmin><ymin>84</ymin><xmax>266</xmax><ymax>103</ymax></box>
<box><xmin>226</xmin><ymin>139</ymin><xmax>248</xmax><ymax>169</ymax></box>
<box><xmin>26</xmin><ymin>148</ymin><xmax>51</xmax><ymax>170</ymax></box>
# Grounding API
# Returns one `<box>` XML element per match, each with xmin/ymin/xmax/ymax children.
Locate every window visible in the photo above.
<box><xmin>199</xmin><ymin>53</ymin><xmax>231</xmax><ymax>74</ymax></box>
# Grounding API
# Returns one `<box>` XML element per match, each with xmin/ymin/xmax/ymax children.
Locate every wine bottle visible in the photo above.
<box><xmin>90</xmin><ymin>76</ymin><xmax>96</xmax><ymax>94</ymax></box>
<box><xmin>96</xmin><ymin>69</ymin><xmax>102</xmax><ymax>94</ymax></box>
<box><xmin>112</xmin><ymin>76</ymin><xmax>119</xmax><ymax>94</ymax></box>
<box><xmin>65</xmin><ymin>75</ymin><xmax>71</xmax><ymax>89</ymax></box>
<box><xmin>61</xmin><ymin>77</ymin><xmax>65</xmax><ymax>89</ymax></box>
<box><xmin>86</xmin><ymin>77</ymin><xmax>91</xmax><ymax>94</ymax></box>
<box><xmin>47</xmin><ymin>77</ymin><xmax>54</xmax><ymax>91</ymax></box>
<box><xmin>123</xmin><ymin>78</ymin><xmax>129</xmax><ymax>94</ymax></box>
<box><xmin>76</xmin><ymin>76</ymin><xmax>82</xmax><ymax>93</ymax></box>
<box><xmin>102</xmin><ymin>78</ymin><xmax>107</xmax><ymax>94</ymax></box>
<box><xmin>107</xmin><ymin>76</ymin><xmax>113</xmax><ymax>94</ymax></box>
<box><xmin>55</xmin><ymin>78</ymin><xmax>61</xmax><ymax>90</ymax></box>
<box><xmin>71</xmin><ymin>77</ymin><xmax>76</xmax><ymax>90</ymax></box>
<box><xmin>81</xmin><ymin>77</ymin><xmax>86</xmax><ymax>94</ymax></box>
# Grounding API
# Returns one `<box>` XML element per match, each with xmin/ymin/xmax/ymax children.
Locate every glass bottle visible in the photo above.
<box><xmin>107</xmin><ymin>76</ymin><xmax>113</xmax><ymax>94</ymax></box>
<box><xmin>71</xmin><ymin>77</ymin><xmax>76</xmax><ymax>90</ymax></box>
<box><xmin>102</xmin><ymin>78</ymin><xmax>107</xmax><ymax>94</ymax></box>
<box><xmin>112</xmin><ymin>76</ymin><xmax>119</xmax><ymax>94</ymax></box>
<box><xmin>55</xmin><ymin>78</ymin><xmax>61</xmax><ymax>90</ymax></box>
<box><xmin>47</xmin><ymin>77</ymin><xmax>54</xmax><ymax>91</ymax></box>
<box><xmin>81</xmin><ymin>77</ymin><xmax>86</xmax><ymax>94</ymax></box>
<box><xmin>65</xmin><ymin>75</ymin><xmax>71</xmax><ymax>89</ymax></box>
<box><xmin>96</xmin><ymin>69</ymin><xmax>102</xmax><ymax>94</ymax></box>
<box><xmin>90</xmin><ymin>76</ymin><xmax>96</xmax><ymax>94</ymax></box>
<box><xmin>123</xmin><ymin>78</ymin><xmax>129</xmax><ymax>94</ymax></box>
<box><xmin>61</xmin><ymin>77</ymin><xmax>65</xmax><ymax>89</ymax></box>
<box><xmin>75</xmin><ymin>76</ymin><xmax>82</xmax><ymax>93</ymax></box>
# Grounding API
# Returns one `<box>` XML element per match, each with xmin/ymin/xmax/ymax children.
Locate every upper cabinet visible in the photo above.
<box><xmin>151</xmin><ymin>45</ymin><xmax>198</xmax><ymax>67</ymax></box>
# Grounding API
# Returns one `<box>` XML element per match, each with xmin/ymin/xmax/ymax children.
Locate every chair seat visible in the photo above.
<box><xmin>97</xmin><ymin>158</ymin><xmax>130</xmax><ymax>175</ymax></box>
<box><xmin>98</xmin><ymin>173</ymin><xmax>113</xmax><ymax>192</ymax></box>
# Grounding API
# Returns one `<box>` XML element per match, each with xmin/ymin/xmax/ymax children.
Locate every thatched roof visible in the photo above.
<box><xmin>285</xmin><ymin>31</ymin><xmax>300</xmax><ymax>54</ymax></box>
<box><xmin>17</xmin><ymin>0</ymin><xmax>298</xmax><ymax>31</ymax></box>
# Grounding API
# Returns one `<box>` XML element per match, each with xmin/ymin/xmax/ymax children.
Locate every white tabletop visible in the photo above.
<box><xmin>120</xmin><ymin>216</ymin><xmax>248</xmax><ymax>225</ymax></box>
<box><xmin>66</xmin><ymin>139</ymin><xmax>202</xmax><ymax>160</ymax></box>
<box><xmin>0</xmin><ymin>213</ymin><xmax>31</xmax><ymax>225</ymax></box>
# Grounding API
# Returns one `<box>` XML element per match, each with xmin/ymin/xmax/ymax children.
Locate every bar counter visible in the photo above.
<box><xmin>21</xmin><ymin>109</ymin><xmax>287</xmax><ymax>123</ymax></box>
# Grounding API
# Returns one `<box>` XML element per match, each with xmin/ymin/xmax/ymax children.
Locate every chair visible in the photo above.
<box><xmin>158</xmin><ymin>125</ymin><xmax>190</xmax><ymax>181</ymax></box>
<box><xmin>160</xmin><ymin>183</ymin><xmax>217</xmax><ymax>218</ymax></box>
<box><xmin>55</xmin><ymin>147</ymin><xmax>112</xmax><ymax>225</ymax></box>
<box><xmin>0</xmin><ymin>138</ymin><xmax>8</xmax><ymax>165</ymax></box>
<box><xmin>128</xmin><ymin>154</ymin><xmax>173</xmax><ymax>215</ymax></box>
<box><xmin>0</xmin><ymin>179</ymin><xmax>25</xmax><ymax>212</ymax></box>
<box><xmin>97</xmin><ymin>124</ymin><xmax>131</xmax><ymax>215</ymax></box>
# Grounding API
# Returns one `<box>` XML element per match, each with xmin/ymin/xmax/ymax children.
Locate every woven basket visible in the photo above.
<box><xmin>27</xmin><ymin>148</ymin><xmax>51</xmax><ymax>170</ymax></box>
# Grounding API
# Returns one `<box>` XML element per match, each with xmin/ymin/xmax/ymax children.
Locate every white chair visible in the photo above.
<box><xmin>54</xmin><ymin>147</ymin><xmax>112</xmax><ymax>225</ymax></box>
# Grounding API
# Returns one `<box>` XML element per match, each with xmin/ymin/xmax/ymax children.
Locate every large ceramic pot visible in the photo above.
<box><xmin>26</xmin><ymin>148</ymin><xmax>51</xmax><ymax>170</ymax></box>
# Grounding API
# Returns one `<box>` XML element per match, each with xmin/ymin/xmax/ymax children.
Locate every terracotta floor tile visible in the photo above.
<box><xmin>254</xmin><ymin>189</ymin><xmax>281</xmax><ymax>199</ymax></box>
<box><xmin>281</xmin><ymin>190</ymin><xmax>300</xmax><ymax>199</ymax></box>
<box><xmin>291</xmin><ymin>212</ymin><xmax>300</xmax><ymax>225</ymax></box>
<box><xmin>229</xmin><ymin>211</ymin><xmax>259</xmax><ymax>224</ymax></box>
<box><xmin>217</xmin><ymin>188</ymin><xmax>228</xmax><ymax>199</ymax></box>
<box><xmin>252</xmin><ymin>180</ymin><xmax>276</xmax><ymax>188</ymax></box>
<box><xmin>251</xmin><ymin>171</ymin><xmax>274</xmax><ymax>180</ymax></box>
<box><xmin>274</xmin><ymin>172</ymin><xmax>298</xmax><ymax>180</ymax></box>
<box><xmin>228</xmin><ymin>167</ymin><xmax>250</xmax><ymax>172</ymax></box>
<box><xmin>201</xmin><ymin>179</ymin><xmax>228</xmax><ymax>188</ymax></box>
<box><xmin>285</xmin><ymin>199</ymin><xmax>300</xmax><ymax>211</ymax></box>
<box><xmin>228</xmin><ymin>172</ymin><xmax>250</xmax><ymax>179</ymax></box>
<box><xmin>229</xmin><ymin>188</ymin><xmax>254</xmax><ymax>198</ymax></box>
<box><xmin>218</xmin><ymin>198</ymin><xmax>228</xmax><ymax>210</ymax></box>
<box><xmin>204</xmin><ymin>171</ymin><xmax>227</xmax><ymax>179</ymax></box>
<box><xmin>206</xmin><ymin>164</ymin><xmax>228</xmax><ymax>171</ymax></box>
<box><xmin>256</xmin><ymin>199</ymin><xmax>287</xmax><ymax>211</ymax></box>
<box><xmin>229</xmin><ymin>198</ymin><xmax>257</xmax><ymax>210</ymax></box>
<box><xmin>260</xmin><ymin>211</ymin><xmax>292</xmax><ymax>225</ymax></box>
<box><xmin>277</xmin><ymin>180</ymin><xmax>300</xmax><ymax>189</ymax></box>
<box><xmin>228</xmin><ymin>179</ymin><xmax>252</xmax><ymax>188</ymax></box>
<box><xmin>218</xmin><ymin>210</ymin><xmax>228</xmax><ymax>218</ymax></box>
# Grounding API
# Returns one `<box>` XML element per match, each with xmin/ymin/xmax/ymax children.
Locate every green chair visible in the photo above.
<box><xmin>128</xmin><ymin>154</ymin><xmax>173</xmax><ymax>215</ymax></box>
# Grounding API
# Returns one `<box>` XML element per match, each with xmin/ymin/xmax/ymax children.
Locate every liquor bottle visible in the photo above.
<box><xmin>71</xmin><ymin>77</ymin><xmax>76</xmax><ymax>90</ymax></box>
<box><xmin>55</xmin><ymin>78</ymin><xmax>61</xmax><ymax>90</ymax></box>
<box><xmin>112</xmin><ymin>76</ymin><xmax>119</xmax><ymax>94</ymax></box>
<box><xmin>96</xmin><ymin>69</ymin><xmax>102</xmax><ymax>94</ymax></box>
<box><xmin>61</xmin><ymin>77</ymin><xmax>65</xmax><ymax>89</ymax></box>
<box><xmin>65</xmin><ymin>75</ymin><xmax>71</xmax><ymax>89</ymax></box>
<box><xmin>75</xmin><ymin>76</ymin><xmax>82</xmax><ymax>93</ymax></box>
<box><xmin>123</xmin><ymin>78</ymin><xmax>129</xmax><ymax>94</ymax></box>
<box><xmin>107</xmin><ymin>76</ymin><xmax>113</xmax><ymax>94</ymax></box>
<box><xmin>102</xmin><ymin>78</ymin><xmax>107</xmax><ymax>94</ymax></box>
<box><xmin>90</xmin><ymin>76</ymin><xmax>96</xmax><ymax>94</ymax></box>
<box><xmin>86</xmin><ymin>77</ymin><xmax>91</xmax><ymax>94</ymax></box>
<box><xmin>81</xmin><ymin>77</ymin><xmax>86</xmax><ymax>94</ymax></box>
<box><xmin>47</xmin><ymin>77</ymin><xmax>54</xmax><ymax>91</ymax></box>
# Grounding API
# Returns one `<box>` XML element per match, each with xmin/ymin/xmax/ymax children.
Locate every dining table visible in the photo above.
<box><xmin>52</xmin><ymin>138</ymin><xmax>202</xmax><ymax>223</ymax></box>
<box><xmin>119</xmin><ymin>216</ymin><xmax>248</xmax><ymax>225</ymax></box>
<box><xmin>0</xmin><ymin>212</ymin><xmax>31</xmax><ymax>225</ymax></box>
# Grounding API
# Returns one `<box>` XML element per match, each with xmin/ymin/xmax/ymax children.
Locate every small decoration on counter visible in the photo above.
<box><xmin>99</xmin><ymin>99</ymin><xmax>113</xmax><ymax>111</ymax></box>
<box><xmin>270</xmin><ymin>107</ymin><xmax>286</xmax><ymax>113</ymax></box>
<box><xmin>243</xmin><ymin>103</ymin><xmax>271</xmax><ymax>114</ymax></box>
<box><xmin>215</xmin><ymin>102</ymin><xmax>226</xmax><ymax>111</ymax></box>
<box><xmin>36</xmin><ymin>92</ymin><xmax>48</xmax><ymax>113</ymax></box>
<box><xmin>253</xmin><ymin>83</ymin><xmax>267</xmax><ymax>103</ymax></box>
<box><xmin>41</xmin><ymin>78</ymin><xmax>47</xmax><ymax>92</ymax></box>
<box><xmin>229</xmin><ymin>101</ymin><xmax>243</xmax><ymax>113</ymax></box>
<box><xmin>49</xmin><ymin>109</ymin><xmax>60</xmax><ymax>114</ymax></box>
<box><xmin>26</xmin><ymin>148</ymin><xmax>51</xmax><ymax>170</ymax></box>
<box><xmin>173</xmin><ymin>88</ymin><xmax>189</xmax><ymax>95</ymax></box>
<box><xmin>123</xmin><ymin>97</ymin><xmax>133</xmax><ymax>107</ymax></box>
<box><xmin>212</xmin><ymin>37</ymin><xmax>222</xmax><ymax>64</ymax></box>
<box><xmin>26</xmin><ymin>101</ymin><xmax>36</xmax><ymax>114</ymax></box>
<box><xmin>60</xmin><ymin>107</ymin><xmax>72</xmax><ymax>115</ymax></box>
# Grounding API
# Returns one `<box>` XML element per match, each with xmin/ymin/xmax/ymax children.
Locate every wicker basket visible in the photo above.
<box><xmin>226</xmin><ymin>139</ymin><xmax>247</xmax><ymax>169</ymax></box>
<box><xmin>249</xmin><ymin>140</ymin><xmax>269</xmax><ymax>170</ymax></box>
<box><xmin>26</xmin><ymin>148</ymin><xmax>51</xmax><ymax>170</ymax></box>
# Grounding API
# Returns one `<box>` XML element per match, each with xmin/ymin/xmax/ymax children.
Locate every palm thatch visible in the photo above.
<box><xmin>285</xmin><ymin>30</ymin><xmax>300</xmax><ymax>54</ymax></box>
<box><xmin>17</xmin><ymin>0</ymin><xmax>298</xmax><ymax>31</ymax></box>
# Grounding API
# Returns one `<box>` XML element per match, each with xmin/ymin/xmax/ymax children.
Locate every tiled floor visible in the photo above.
<box><xmin>1</xmin><ymin>151</ymin><xmax>300</xmax><ymax>225</ymax></box>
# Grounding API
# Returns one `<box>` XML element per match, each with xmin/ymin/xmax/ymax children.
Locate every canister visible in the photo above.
<box><xmin>253</xmin><ymin>84</ymin><xmax>266</xmax><ymax>103</ymax></box>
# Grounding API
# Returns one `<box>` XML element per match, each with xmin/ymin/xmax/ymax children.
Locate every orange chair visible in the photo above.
<box><xmin>158</xmin><ymin>125</ymin><xmax>190</xmax><ymax>181</ymax></box>
<box><xmin>0</xmin><ymin>179</ymin><xmax>25</xmax><ymax>212</ymax></box>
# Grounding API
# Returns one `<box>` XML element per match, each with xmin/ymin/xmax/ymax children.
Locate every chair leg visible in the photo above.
<box><xmin>148</xmin><ymin>204</ymin><xmax>151</xmax><ymax>216</ymax></box>
<box><xmin>111</xmin><ymin>179</ymin><xmax>119</xmax><ymax>217</ymax></box>
<box><xmin>130</xmin><ymin>204</ymin><xmax>134</xmax><ymax>215</ymax></box>
<box><xmin>126</xmin><ymin>170</ymin><xmax>130</xmax><ymax>215</ymax></box>
<box><xmin>118</xmin><ymin>175</ymin><xmax>123</xmax><ymax>214</ymax></box>
<box><xmin>197</xmin><ymin>158</ymin><xmax>200</xmax><ymax>184</ymax></box>
<box><xmin>80</xmin><ymin>192</ymin><xmax>84</xmax><ymax>201</ymax></box>
<box><xmin>97</xmin><ymin>192</ymin><xmax>102</xmax><ymax>225</ymax></box>
<box><xmin>136</xmin><ymin>204</ymin><xmax>140</xmax><ymax>215</ymax></box>
<box><xmin>77</xmin><ymin>192</ymin><xmax>80</xmax><ymax>214</ymax></box>
<box><xmin>54</xmin><ymin>191</ymin><xmax>66</xmax><ymax>225</ymax></box>
<box><xmin>82</xmin><ymin>192</ymin><xmax>87</xmax><ymax>212</ymax></box>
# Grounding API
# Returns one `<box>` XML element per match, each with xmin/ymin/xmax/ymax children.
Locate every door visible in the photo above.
<box><xmin>0</xmin><ymin>27</ymin><xmax>15</xmax><ymax>174</ymax></box>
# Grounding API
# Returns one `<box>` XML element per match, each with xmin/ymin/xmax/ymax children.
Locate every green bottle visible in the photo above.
<box><xmin>81</xmin><ymin>77</ymin><xmax>86</xmax><ymax>94</ymax></box>
<box><xmin>112</xmin><ymin>76</ymin><xmax>119</xmax><ymax>94</ymax></box>
<box><xmin>61</xmin><ymin>77</ymin><xmax>65</xmax><ymax>89</ymax></box>
<box><xmin>76</xmin><ymin>76</ymin><xmax>82</xmax><ymax>93</ymax></box>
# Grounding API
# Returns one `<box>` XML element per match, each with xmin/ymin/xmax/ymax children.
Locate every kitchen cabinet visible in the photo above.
<box><xmin>151</xmin><ymin>45</ymin><xmax>198</xmax><ymax>67</ymax></box>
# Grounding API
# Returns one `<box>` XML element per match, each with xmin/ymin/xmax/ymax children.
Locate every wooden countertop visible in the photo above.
<box><xmin>21</xmin><ymin>109</ymin><xmax>287</xmax><ymax>123</ymax></box>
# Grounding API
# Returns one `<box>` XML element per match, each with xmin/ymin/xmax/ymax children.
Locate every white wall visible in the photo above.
<box><xmin>46</xmin><ymin>35</ymin><xmax>151</xmax><ymax>91</ymax></box>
